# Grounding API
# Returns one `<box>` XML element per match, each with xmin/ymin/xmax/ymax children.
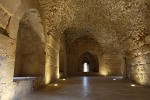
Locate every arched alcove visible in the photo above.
<box><xmin>14</xmin><ymin>9</ymin><xmax>45</xmax><ymax>77</ymax></box>
<box><xmin>78</xmin><ymin>51</ymin><xmax>99</xmax><ymax>74</ymax></box>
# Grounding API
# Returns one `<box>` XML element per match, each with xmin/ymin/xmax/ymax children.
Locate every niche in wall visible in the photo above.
<box><xmin>14</xmin><ymin>9</ymin><xmax>45</xmax><ymax>77</ymax></box>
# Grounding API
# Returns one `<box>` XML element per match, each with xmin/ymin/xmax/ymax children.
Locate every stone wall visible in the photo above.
<box><xmin>39</xmin><ymin>0</ymin><xmax>74</xmax><ymax>81</ymax></box>
<box><xmin>100</xmin><ymin>54</ymin><xmax>124</xmax><ymax>76</ymax></box>
<box><xmin>0</xmin><ymin>1</ymin><xmax>46</xmax><ymax>99</ymax></box>
<box><xmin>14</xmin><ymin>12</ymin><xmax>45</xmax><ymax>77</ymax></box>
<box><xmin>45</xmin><ymin>35</ymin><xmax>60</xmax><ymax>84</ymax></box>
<box><xmin>0</xmin><ymin>0</ymin><xmax>73</xmax><ymax>98</ymax></box>
<box><xmin>59</xmin><ymin>34</ymin><xmax>67</xmax><ymax>77</ymax></box>
<box><xmin>1</xmin><ymin>77</ymin><xmax>44</xmax><ymax>100</ymax></box>
<box><xmin>0</xmin><ymin>34</ymin><xmax>45</xmax><ymax>100</ymax></box>
<box><xmin>0</xmin><ymin>1</ymin><xmax>150</xmax><ymax>100</ymax></box>
<box><xmin>123</xmin><ymin>34</ymin><xmax>150</xmax><ymax>85</ymax></box>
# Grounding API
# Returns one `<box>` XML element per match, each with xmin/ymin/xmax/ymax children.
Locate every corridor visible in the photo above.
<box><xmin>21</xmin><ymin>76</ymin><xmax>150</xmax><ymax>100</ymax></box>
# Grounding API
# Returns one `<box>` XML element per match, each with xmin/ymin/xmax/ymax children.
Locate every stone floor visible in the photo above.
<box><xmin>21</xmin><ymin>76</ymin><xmax>150</xmax><ymax>100</ymax></box>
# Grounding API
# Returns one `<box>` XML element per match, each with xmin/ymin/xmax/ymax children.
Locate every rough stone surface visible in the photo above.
<box><xmin>0</xmin><ymin>34</ymin><xmax>16</xmax><ymax>99</ymax></box>
<box><xmin>0</xmin><ymin>0</ymin><xmax>150</xmax><ymax>99</ymax></box>
<box><xmin>125</xmin><ymin>36</ymin><xmax>150</xmax><ymax>85</ymax></box>
<box><xmin>59</xmin><ymin>34</ymin><xmax>67</xmax><ymax>77</ymax></box>
<box><xmin>39</xmin><ymin>0</ymin><xmax>149</xmax><ymax>54</ymax></box>
<box><xmin>0</xmin><ymin>7</ymin><xmax>10</xmax><ymax>29</ymax></box>
<box><xmin>0</xmin><ymin>1</ymin><xmax>46</xmax><ymax>100</ymax></box>
<box><xmin>100</xmin><ymin>54</ymin><xmax>124</xmax><ymax>76</ymax></box>
<box><xmin>1</xmin><ymin>77</ymin><xmax>44</xmax><ymax>100</ymax></box>
<box><xmin>14</xmin><ymin>10</ymin><xmax>45</xmax><ymax>77</ymax></box>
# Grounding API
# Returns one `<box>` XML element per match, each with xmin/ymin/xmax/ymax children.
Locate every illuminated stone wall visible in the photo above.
<box><xmin>0</xmin><ymin>0</ymin><xmax>150</xmax><ymax>99</ymax></box>
<box><xmin>123</xmin><ymin>34</ymin><xmax>150</xmax><ymax>85</ymax></box>
<box><xmin>100</xmin><ymin>54</ymin><xmax>124</xmax><ymax>76</ymax></box>
<box><xmin>0</xmin><ymin>1</ymin><xmax>46</xmax><ymax>99</ymax></box>
<box><xmin>45</xmin><ymin>35</ymin><xmax>60</xmax><ymax>84</ymax></box>
<box><xmin>0</xmin><ymin>0</ymin><xmax>69</xmax><ymax>99</ymax></box>
<box><xmin>39</xmin><ymin>0</ymin><xmax>74</xmax><ymax>82</ymax></box>
<box><xmin>1</xmin><ymin>78</ymin><xmax>44</xmax><ymax>100</ymax></box>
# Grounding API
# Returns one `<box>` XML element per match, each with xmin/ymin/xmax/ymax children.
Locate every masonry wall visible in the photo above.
<box><xmin>123</xmin><ymin>34</ymin><xmax>150</xmax><ymax>85</ymax></box>
<box><xmin>0</xmin><ymin>0</ymin><xmax>73</xmax><ymax>99</ymax></box>
<box><xmin>100</xmin><ymin>54</ymin><xmax>124</xmax><ymax>76</ymax></box>
<box><xmin>1</xmin><ymin>77</ymin><xmax>44</xmax><ymax>100</ymax></box>
<box><xmin>45</xmin><ymin>35</ymin><xmax>60</xmax><ymax>84</ymax></box>
<box><xmin>0</xmin><ymin>1</ymin><xmax>46</xmax><ymax>99</ymax></box>
<box><xmin>59</xmin><ymin>34</ymin><xmax>67</xmax><ymax>77</ymax></box>
<box><xmin>14</xmin><ymin>15</ymin><xmax>45</xmax><ymax>77</ymax></box>
<box><xmin>39</xmin><ymin>0</ymin><xmax>73</xmax><ymax>82</ymax></box>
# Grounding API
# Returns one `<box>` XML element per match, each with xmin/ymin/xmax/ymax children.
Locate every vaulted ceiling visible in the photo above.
<box><xmin>3</xmin><ymin>0</ymin><xmax>148</xmax><ymax>54</ymax></box>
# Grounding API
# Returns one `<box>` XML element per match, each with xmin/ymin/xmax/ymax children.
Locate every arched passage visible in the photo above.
<box><xmin>66</xmin><ymin>35</ymin><xmax>102</xmax><ymax>75</ymax></box>
<box><xmin>78</xmin><ymin>51</ymin><xmax>99</xmax><ymax>74</ymax></box>
<box><xmin>14</xmin><ymin>9</ymin><xmax>45</xmax><ymax>77</ymax></box>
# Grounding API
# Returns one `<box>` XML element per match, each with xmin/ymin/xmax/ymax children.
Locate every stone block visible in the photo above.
<box><xmin>145</xmin><ymin>35</ymin><xmax>150</xmax><ymax>44</ymax></box>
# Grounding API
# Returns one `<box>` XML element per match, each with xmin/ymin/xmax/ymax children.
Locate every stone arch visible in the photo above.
<box><xmin>78</xmin><ymin>51</ymin><xmax>99</xmax><ymax>73</ymax></box>
<box><xmin>67</xmin><ymin>36</ymin><xmax>102</xmax><ymax>75</ymax></box>
<box><xmin>14</xmin><ymin>9</ymin><xmax>45</xmax><ymax>77</ymax></box>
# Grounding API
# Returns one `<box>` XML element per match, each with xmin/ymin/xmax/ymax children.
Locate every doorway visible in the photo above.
<box><xmin>83</xmin><ymin>62</ymin><xmax>89</xmax><ymax>72</ymax></box>
<box><xmin>78</xmin><ymin>51</ymin><xmax>99</xmax><ymax>74</ymax></box>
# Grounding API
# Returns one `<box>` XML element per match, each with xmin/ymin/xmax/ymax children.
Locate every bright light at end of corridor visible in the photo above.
<box><xmin>113</xmin><ymin>79</ymin><xmax>116</xmax><ymax>81</ymax></box>
<box><xmin>83</xmin><ymin>62</ymin><xmax>89</xmax><ymax>72</ymax></box>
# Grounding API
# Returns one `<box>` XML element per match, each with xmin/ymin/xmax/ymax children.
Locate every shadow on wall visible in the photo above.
<box><xmin>0</xmin><ymin>27</ymin><xmax>9</xmax><ymax>37</ymax></box>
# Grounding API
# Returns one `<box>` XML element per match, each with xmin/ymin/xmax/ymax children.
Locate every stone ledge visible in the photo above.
<box><xmin>13</xmin><ymin>77</ymin><xmax>39</xmax><ymax>82</ymax></box>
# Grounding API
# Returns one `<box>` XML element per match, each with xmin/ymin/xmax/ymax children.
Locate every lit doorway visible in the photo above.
<box><xmin>78</xmin><ymin>51</ymin><xmax>99</xmax><ymax>74</ymax></box>
<box><xmin>83</xmin><ymin>62</ymin><xmax>89</xmax><ymax>72</ymax></box>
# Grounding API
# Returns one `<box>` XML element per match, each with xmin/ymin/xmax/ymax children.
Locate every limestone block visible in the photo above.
<box><xmin>7</xmin><ymin>16</ymin><xmax>20</xmax><ymax>39</ymax></box>
<box><xmin>142</xmin><ymin>45</ymin><xmax>150</xmax><ymax>55</ymax></box>
<box><xmin>121</xmin><ymin>38</ymin><xmax>132</xmax><ymax>52</ymax></box>
<box><xmin>0</xmin><ymin>0</ymin><xmax>21</xmax><ymax>14</ymax></box>
<box><xmin>145</xmin><ymin>35</ymin><xmax>150</xmax><ymax>44</ymax></box>
<box><xmin>0</xmin><ymin>34</ymin><xmax>16</xmax><ymax>83</ymax></box>
<box><xmin>0</xmin><ymin>7</ymin><xmax>10</xmax><ymax>29</ymax></box>
<box><xmin>129</xmin><ymin>45</ymin><xmax>150</xmax><ymax>58</ymax></box>
<box><xmin>145</xmin><ymin>53</ymin><xmax>150</xmax><ymax>64</ymax></box>
<box><xmin>131</xmin><ymin>64</ymin><xmax>150</xmax><ymax>85</ymax></box>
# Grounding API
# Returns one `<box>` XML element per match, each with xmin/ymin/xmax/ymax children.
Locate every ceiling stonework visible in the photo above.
<box><xmin>39</xmin><ymin>0</ymin><xmax>150</xmax><ymax>54</ymax></box>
